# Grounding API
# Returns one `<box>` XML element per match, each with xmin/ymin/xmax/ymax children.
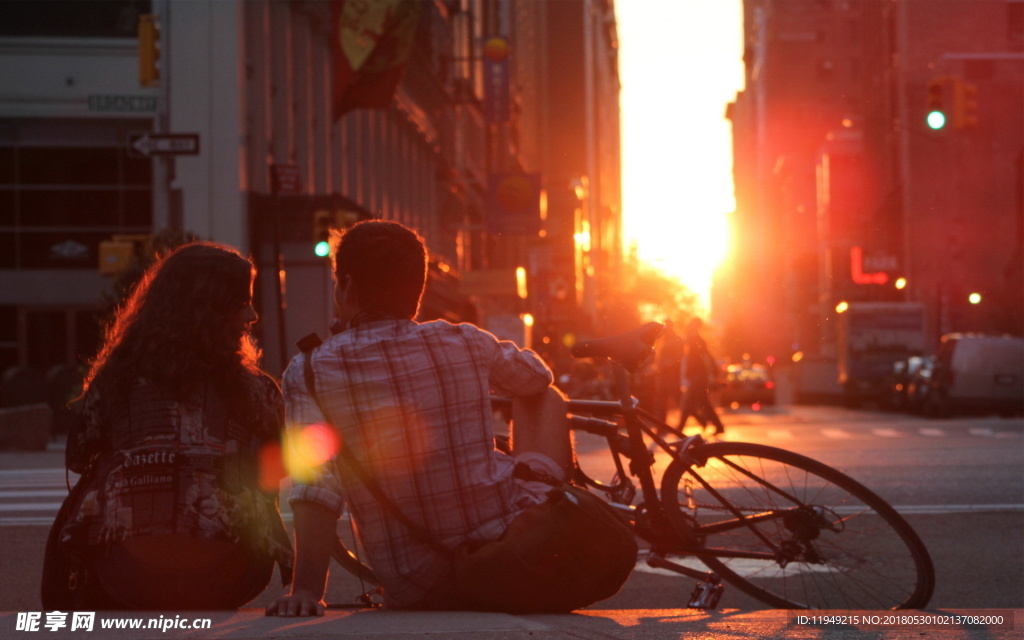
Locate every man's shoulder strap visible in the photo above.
<box><xmin>296</xmin><ymin>332</ymin><xmax>323</xmax><ymax>399</ymax></box>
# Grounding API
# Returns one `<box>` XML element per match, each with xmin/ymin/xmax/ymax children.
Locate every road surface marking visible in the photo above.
<box><xmin>918</xmin><ymin>428</ymin><xmax>945</xmax><ymax>437</ymax></box>
<box><xmin>766</xmin><ymin>429</ymin><xmax>793</xmax><ymax>440</ymax></box>
<box><xmin>821</xmin><ymin>428</ymin><xmax>853</xmax><ymax>439</ymax></box>
<box><xmin>871</xmin><ymin>428</ymin><xmax>904</xmax><ymax>438</ymax></box>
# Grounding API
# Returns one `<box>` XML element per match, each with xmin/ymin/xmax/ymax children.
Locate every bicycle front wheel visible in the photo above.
<box><xmin>661</xmin><ymin>442</ymin><xmax>934</xmax><ymax>609</ymax></box>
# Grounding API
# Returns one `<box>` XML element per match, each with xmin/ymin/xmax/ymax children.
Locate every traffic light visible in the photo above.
<box><xmin>98</xmin><ymin>234</ymin><xmax>151</xmax><ymax>276</ymax></box>
<box><xmin>313</xmin><ymin>210</ymin><xmax>333</xmax><ymax>257</ymax></box>
<box><xmin>952</xmin><ymin>79</ymin><xmax>978</xmax><ymax>129</ymax></box>
<box><xmin>925</xmin><ymin>77</ymin><xmax>949</xmax><ymax>130</ymax></box>
<box><xmin>138</xmin><ymin>14</ymin><xmax>160</xmax><ymax>87</ymax></box>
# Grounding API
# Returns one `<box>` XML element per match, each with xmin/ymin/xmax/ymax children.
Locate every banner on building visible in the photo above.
<box><xmin>331</xmin><ymin>0</ymin><xmax>421</xmax><ymax>120</ymax></box>
<box><xmin>488</xmin><ymin>173</ymin><xmax>542</xmax><ymax>235</ymax></box>
<box><xmin>483</xmin><ymin>36</ymin><xmax>510</xmax><ymax>123</ymax></box>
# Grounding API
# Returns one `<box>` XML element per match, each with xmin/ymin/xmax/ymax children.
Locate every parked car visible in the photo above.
<box><xmin>923</xmin><ymin>334</ymin><xmax>1024</xmax><ymax>418</ymax></box>
<box><xmin>719</xmin><ymin>363</ymin><xmax>776</xmax><ymax>408</ymax></box>
<box><xmin>888</xmin><ymin>356</ymin><xmax>928</xmax><ymax>411</ymax></box>
<box><xmin>904</xmin><ymin>356</ymin><xmax>936</xmax><ymax>415</ymax></box>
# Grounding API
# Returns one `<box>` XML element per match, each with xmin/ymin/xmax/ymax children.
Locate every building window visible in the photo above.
<box><xmin>0</xmin><ymin>134</ymin><xmax>152</xmax><ymax>270</ymax></box>
<box><xmin>0</xmin><ymin>0</ymin><xmax>151</xmax><ymax>38</ymax></box>
<box><xmin>1009</xmin><ymin>0</ymin><xmax>1024</xmax><ymax>45</ymax></box>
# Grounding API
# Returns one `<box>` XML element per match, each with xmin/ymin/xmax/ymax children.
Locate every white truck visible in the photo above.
<box><xmin>837</xmin><ymin>302</ymin><xmax>927</xmax><ymax>407</ymax></box>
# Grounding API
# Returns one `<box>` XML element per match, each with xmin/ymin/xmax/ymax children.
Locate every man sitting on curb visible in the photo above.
<box><xmin>266</xmin><ymin>220</ymin><xmax>577</xmax><ymax>615</ymax></box>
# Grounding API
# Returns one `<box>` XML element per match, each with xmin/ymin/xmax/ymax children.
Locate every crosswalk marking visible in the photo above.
<box><xmin>919</xmin><ymin>428</ymin><xmax>946</xmax><ymax>437</ymax></box>
<box><xmin>2</xmin><ymin>503</ymin><xmax>64</xmax><ymax>511</ymax></box>
<box><xmin>0</xmin><ymin>468</ymin><xmax>73</xmax><ymax>527</ymax></box>
<box><xmin>0</xmin><ymin>490</ymin><xmax>68</xmax><ymax>499</ymax></box>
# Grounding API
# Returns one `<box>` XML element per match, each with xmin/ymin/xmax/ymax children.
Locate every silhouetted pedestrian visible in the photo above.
<box><xmin>677</xmin><ymin>318</ymin><xmax>724</xmax><ymax>435</ymax></box>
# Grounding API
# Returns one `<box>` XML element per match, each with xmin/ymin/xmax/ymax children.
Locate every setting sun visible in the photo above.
<box><xmin>617</xmin><ymin>0</ymin><xmax>744</xmax><ymax>310</ymax></box>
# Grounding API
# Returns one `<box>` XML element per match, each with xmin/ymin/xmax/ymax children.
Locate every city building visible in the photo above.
<box><xmin>0</xmin><ymin>0</ymin><xmax>624</xmax><ymax>401</ymax></box>
<box><xmin>724</xmin><ymin>0</ymin><xmax>1023</xmax><ymax>399</ymax></box>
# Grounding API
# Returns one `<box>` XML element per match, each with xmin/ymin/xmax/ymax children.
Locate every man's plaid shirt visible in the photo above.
<box><xmin>284</xmin><ymin>319</ymin><xmax>554</xmax><ymax>607</ymax></box>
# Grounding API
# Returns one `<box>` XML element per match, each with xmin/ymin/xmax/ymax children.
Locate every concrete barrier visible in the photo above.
<box><xmin>0</xmin><ymin>403</ymin><xmax>52</xmax><ymax>451</ymax></box>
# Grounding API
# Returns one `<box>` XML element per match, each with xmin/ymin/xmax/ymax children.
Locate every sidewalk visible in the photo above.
<box><xmin>2</xmin><ymin>608</ymin><xmax>1020</xmax><ymax>639</ymax></box>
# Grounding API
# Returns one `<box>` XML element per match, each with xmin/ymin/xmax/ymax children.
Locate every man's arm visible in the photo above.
<box><xmin>265</xmin><ymin>502</ymin><xmax>336</xmax><ymax>617</ymax></box>
<box><xmin>266</xmin><ymin>354</ymin><xmax>344</xmax><ymax>617</ymax></box>
<box><xmin>481</xmin><ymin>328</ymin><xmax>554</xmax><ymax>397</ymax></box>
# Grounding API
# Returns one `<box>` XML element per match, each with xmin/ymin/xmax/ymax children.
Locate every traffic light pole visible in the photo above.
<box><xmin>271</xmin><ymin>191</ymin><xmax>288</xmax><ymax>372</ymax></box>
<box><xmin>152</xmin><ymin>0</ymin><xmax>176</xmax><ymax>232</ymax></box>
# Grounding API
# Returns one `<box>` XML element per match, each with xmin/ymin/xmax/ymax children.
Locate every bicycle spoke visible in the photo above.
<box><xmin>661</xmin><ymin>442</ymin><xmax>934</xmax><ymax>609</ymax></box>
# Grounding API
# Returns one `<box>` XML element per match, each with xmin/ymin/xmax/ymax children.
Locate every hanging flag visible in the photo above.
<box><xmin>331</xmin><ymin>0</ymin><xmax>421</xmax><ymax>120</ymax></box>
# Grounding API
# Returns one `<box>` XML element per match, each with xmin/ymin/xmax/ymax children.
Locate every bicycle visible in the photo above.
<box><xmin>330</xmin><ymin>322</ymin><xmax>935</xmax><ymax>610</ymax></box>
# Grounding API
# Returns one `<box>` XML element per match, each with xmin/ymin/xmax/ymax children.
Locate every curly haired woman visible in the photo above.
<box><xmin>46</xmin><ymin>242</ymin><xmax>293</xmax><ymax>610</ymax></box>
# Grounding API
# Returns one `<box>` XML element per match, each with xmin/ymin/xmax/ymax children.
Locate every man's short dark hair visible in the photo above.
<box><xmin>332</xmin><ymin>220</ymin><xmax>428</xmax><ymax>319</ymax></box>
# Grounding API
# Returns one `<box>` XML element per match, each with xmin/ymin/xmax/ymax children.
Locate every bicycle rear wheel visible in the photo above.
<box><xmin>661</xmin><ymin>442</ymin><xmax>934</xmax><ymax>609</ymax></box>
<box><xmin>332</xmin><ymin>536</ymin><xmax>379</xmax><ymax>586</ymax></box>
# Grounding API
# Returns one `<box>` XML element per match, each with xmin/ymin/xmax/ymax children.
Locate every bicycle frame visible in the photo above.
<box><xmin>537</xmin><ymin>362</ymin><xmax>830</xmax><ymax>571</ymax></box>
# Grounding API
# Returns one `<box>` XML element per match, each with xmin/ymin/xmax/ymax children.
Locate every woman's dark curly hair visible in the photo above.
<box><xmin>82</xmin><ymin>242</ymin><xmax>262</xmax><ymax>403</ymax></box>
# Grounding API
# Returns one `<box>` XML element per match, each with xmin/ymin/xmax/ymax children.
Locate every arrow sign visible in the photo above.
<box><xmin>128</xmin><ymin>133</ymin><xmax>200</xmax><ymax>157</ymax></box>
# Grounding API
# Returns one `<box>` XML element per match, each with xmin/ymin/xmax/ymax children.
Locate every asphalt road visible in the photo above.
<box><xmin>1</xmin><ymin>404</ymin><xmax>1021</xmax><ymax>614</ymax></box>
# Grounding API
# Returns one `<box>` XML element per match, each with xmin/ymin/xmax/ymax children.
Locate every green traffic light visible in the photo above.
<box><xmin>926</xmin><ymin>110</ymin><xmax>947</xmax><ymax>130</ymax></box>
<box><xmin>314</xmin><ymin>240</ymin><xmax>330</xmax><ymax>257</ymax></box>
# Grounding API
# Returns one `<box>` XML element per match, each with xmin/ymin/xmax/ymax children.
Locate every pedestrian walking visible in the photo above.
<box><xmin>676</xmin><ymin>317</ymin><xmax>725</xmax><ymax>435</ymax></box>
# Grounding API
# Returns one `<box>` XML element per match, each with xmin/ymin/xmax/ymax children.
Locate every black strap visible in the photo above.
<box><xmin>298</xmin><ymin>337</ymin><xmax>451</xmax><ymax>558</ymax></box>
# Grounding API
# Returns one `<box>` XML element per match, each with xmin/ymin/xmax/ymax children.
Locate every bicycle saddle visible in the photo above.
<box><xmin>570</xmin><ymin>322</ymin><xmax>664</xmax><ymax>372</ymax></box>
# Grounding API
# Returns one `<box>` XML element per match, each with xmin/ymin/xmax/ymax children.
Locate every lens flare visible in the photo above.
<box><xmin>285</xmin><ymin>423</ymin><xmax>340</xmax><ymax>483</ymax></box>
<box><xmin>258</xmin><ymin>441</ymin><xmax>287</xmax><ymax>492</ymax></box>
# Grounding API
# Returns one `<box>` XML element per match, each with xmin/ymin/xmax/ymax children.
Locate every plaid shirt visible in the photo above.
<box><xmin>284</xmin><ymin>319</ymin><xmax>553</xmax><ymax>607</ymax></box>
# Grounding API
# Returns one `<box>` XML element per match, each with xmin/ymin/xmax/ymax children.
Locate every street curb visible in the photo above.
<box><xmin>1</xmin><ymin>608</ymin><xmax>1021</xmax><ymax>640</ymax></box>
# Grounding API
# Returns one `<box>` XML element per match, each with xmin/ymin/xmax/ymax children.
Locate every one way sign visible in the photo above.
<box><xmin>128</xmin><ymin>133</ymin><xmax>200</xmax><ymax>157</ymax></box>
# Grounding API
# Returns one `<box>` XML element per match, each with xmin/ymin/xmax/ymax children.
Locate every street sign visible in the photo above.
<box><xmin>270</xmin><ymin>164</ymin><xmax>303</xmax><ymax>195</ymax></box>
<box><xmin>89</xmin><ymin>94</ymin><xmax>157</xmax><ymax>113</ymax></box>
<box><xmin>128</xmin><ymin>133</ymin><xmax>200</xmax><ymax>157</ymax></box>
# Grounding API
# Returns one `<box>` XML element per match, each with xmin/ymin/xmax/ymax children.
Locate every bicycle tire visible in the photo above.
<box><xmin>661</xmin><ymin>442</ymin><xmax>934</xmax><ymax>609</ymax></box>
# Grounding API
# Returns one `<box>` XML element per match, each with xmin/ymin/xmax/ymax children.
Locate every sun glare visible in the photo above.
<box><xmin>636</xmin><ymin>208</ymin><xmax>730</xmax><ymax>302</ymax></box>
<box><xmin>617</xmin><ymin>0</ymin><xmax>744</xmax><ymax>310</ymax></box>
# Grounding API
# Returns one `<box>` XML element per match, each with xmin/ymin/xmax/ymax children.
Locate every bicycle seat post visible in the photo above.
<box><xmin>611</xmin><ymin>362</ymin><xmax>635</xmax><ymax>410</ymax></box>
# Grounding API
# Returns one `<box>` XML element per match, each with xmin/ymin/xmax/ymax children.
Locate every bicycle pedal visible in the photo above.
<box><xmin>687</xmin><ymin>581</ymin><xmax>723</xmax><ymax>609</ymax></box>
<box><xmin>357</xmin><ymin>592</ymin><xmax>383</xmax><ymax>608</ymax></box>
